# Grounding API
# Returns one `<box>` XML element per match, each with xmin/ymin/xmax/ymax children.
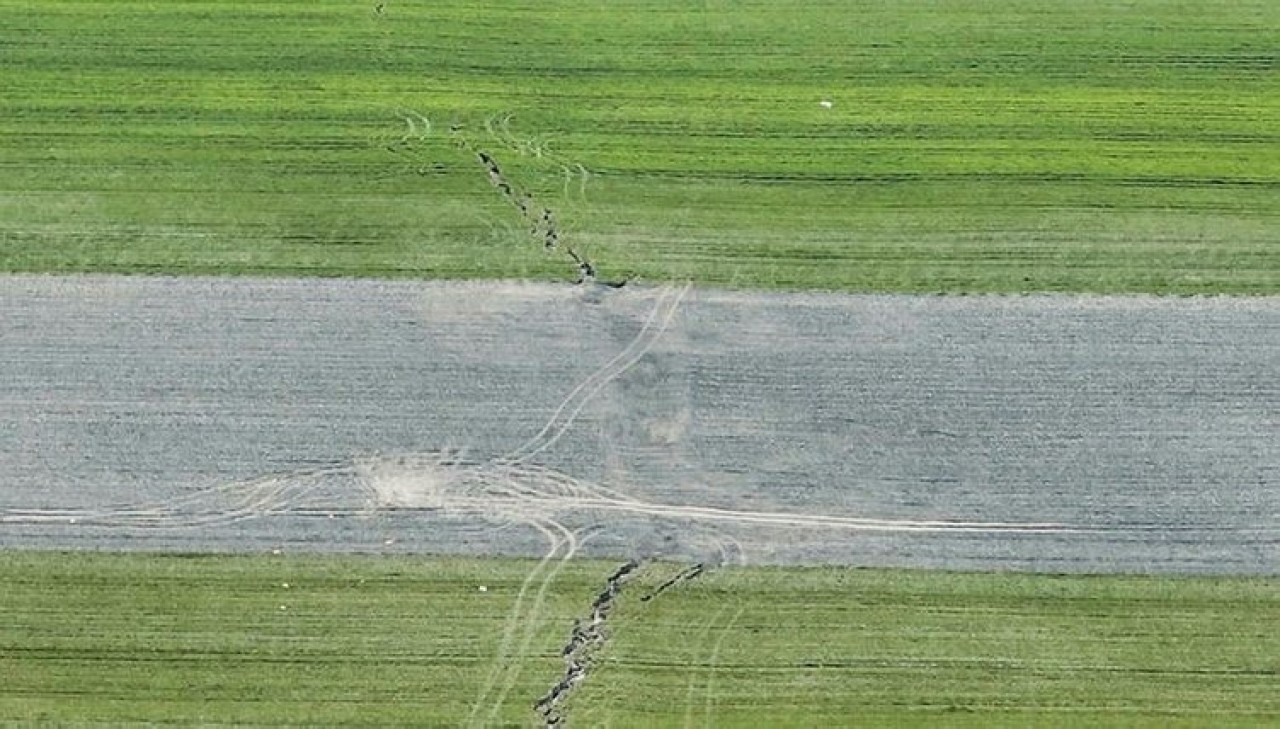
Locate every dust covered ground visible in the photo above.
<box><xmin>2</xmin><ymin>275</ymin><xmax>1276</xmax><ymax>573</ymax></box>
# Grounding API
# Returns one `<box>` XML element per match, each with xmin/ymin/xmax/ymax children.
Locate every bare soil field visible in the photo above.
<box><xmin>2</xmin><ymin>275</ymin><xmax>1276</xmax><ymax>573</ymax></box>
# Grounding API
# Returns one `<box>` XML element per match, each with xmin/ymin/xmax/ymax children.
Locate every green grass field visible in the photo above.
<box><xmin>0</xmin><ymin>552</ymin><xmax>1274</xmax><ymax>721</ymax></box>
<box><xmin>2</xmin><ymin>0</ymin><xmax>1277</xmax><ymax>291</ymax></box>
<box><xmin>3</xmin><ymin>3</ymin><xmax>1278</xmax><ymax>726</ymax></box>
<box><xmin>1</xmin><ymin>552</ymin><xmax>1276</xmax><ymax>727</ymax></box>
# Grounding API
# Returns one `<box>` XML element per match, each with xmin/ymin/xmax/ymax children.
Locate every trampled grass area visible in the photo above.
<box><xmin>2</xmin><ymin>1</ymin><xmax>1277</xmax><ymax>292</ymax></box>
<box><xmin>1</xmin><ymin>552</ymin><xmax>1276</xmax><ymax>727</ymax></box>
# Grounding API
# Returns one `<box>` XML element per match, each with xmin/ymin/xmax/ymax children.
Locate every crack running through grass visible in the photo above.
<box><xmin>640</xmin><ymin>562</ymin><xmax>704</xmax><ymax>603</ymax></box>
<box><xmin>456</xmin><ymin>133</ymin><xmax>627</xmax><ymax>287</ymax></box>
<box><xmin>535</xmin><ymin>560</ymin><xmax>640</xmax><ymax>727</ymax></box>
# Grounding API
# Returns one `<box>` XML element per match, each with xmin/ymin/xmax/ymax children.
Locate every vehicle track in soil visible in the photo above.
<box><xmin>1</xmin><ymin>274</ymin><xmax>1276</xmax><ymax>574</ymax></box>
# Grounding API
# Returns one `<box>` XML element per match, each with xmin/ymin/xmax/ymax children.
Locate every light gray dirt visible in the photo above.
<box><xmin>1</xmin><ymin>274</ymin><xmax>1276</xmax><ymax>574</ymax></box>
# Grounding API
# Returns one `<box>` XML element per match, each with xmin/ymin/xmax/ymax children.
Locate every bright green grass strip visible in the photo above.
<box><xmin>1</xmin><ymin>553</ymin><xmax>1276</xmax><ymax>727</ymax></box>
<box><xmin>1</xmin><ymin>1</ymin><xmax>1277</xmax><ymax>292</ymax></box>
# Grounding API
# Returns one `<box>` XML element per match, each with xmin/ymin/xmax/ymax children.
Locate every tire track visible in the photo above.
<box><xmin>681</xmin><ymin>604</ymin><xmax>731</xmax><ymax>729</ymax></box>
<box><xmin>3</xmin><ymin>277</ymin><xmax>1275</xmax><ymax>573</ymax></box>
<box><xmin>468</xmin><ymin>518</ymin><xmax>583</xmax><ymax>728</ymax></box>
<box><xmin>501</xmin><ymin>282</ymin><xmax>691</xmax><ymax>466</ymax></box>
<box><xmin>701</xmin><ymin>606</ymin><xmax>745</xmax><ymax>727</ymax></box>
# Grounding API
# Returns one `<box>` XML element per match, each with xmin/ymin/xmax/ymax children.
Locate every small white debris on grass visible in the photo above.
<box><xmin>384</xmin><ymin>538</ymin><xmax>396</xmax><ymax>546</ymax></box>
<box><xmin>478</xmin><ymin>585</ymin><xmax>488</xmax><ymax>593</ymax></box>
<box><xmin>279</xmin><ymin>605</ymin><xmax>287</xmax><ymax>611</ymax></box>
<box><xmin>819</xmin><ymin>99</ymin><xmax>834</xmax><ymax>109</ymax></box>
<box><xmin>271</xmin><ymin>548</ymin><xmax>282</xmax><ymax>555</ymax></box>
<box><xmin>281</xmin><ymin>582</ymin><xmax>290</xmax><ymax>589</ymax></box>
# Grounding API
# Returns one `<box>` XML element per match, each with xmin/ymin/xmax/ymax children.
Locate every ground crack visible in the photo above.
<box><xmin>640</xmin><ymin>562</ymin><xmax>704</xmax><ymax>603</ymax></box>
<box><xmin>461</xmin><ymin>138</ymin><xmax>625</xmax><ymax>287</ymax></box>
<box><xmin>535</xmin><ymin>560</ymin><xmax>640</xmax><ymax>727</ymax></box>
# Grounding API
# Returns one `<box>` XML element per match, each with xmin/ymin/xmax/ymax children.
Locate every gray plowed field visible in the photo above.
<box><xmin>2</xmin><ymin>275</ymin><xmax>1276</xmax><ymax>573</ymax></box>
